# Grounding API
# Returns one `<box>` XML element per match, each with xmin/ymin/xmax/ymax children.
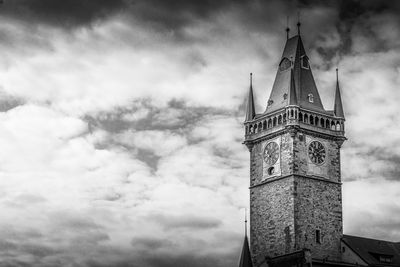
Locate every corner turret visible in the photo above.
<box><xmin>334</xmin><ymin>68</ymin><xmax>345</xmax><ymax>118</ymax></box>
<box><xmin>245</xmin><ymin>73</ymin><xmax>256</xmax><ymax>122</ymax></box>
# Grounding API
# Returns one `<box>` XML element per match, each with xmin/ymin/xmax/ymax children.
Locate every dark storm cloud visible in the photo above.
<box><xmin>0</xmin><ymin>0</ymin><xmax>128</xmax><ymax>28</ymax></box>
<box><xmin>0</xmin><ymin>0</ymin><xmax>242</xmax><ymax>29</ymax></box>
<box><xmin>333</xmin><ymin>0</ymin><xmax>400</xmax><ymax>54</ymax></box>
<box><xmin>1</xmin><ymin>0</ymin><xmax>399</xmax><ymax>45</ymax></box>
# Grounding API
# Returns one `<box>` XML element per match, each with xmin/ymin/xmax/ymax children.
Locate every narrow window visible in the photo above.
<box><xmin>316</xmin><ymin>230</ymin><xmax>321</xmax><ymax>244</ymax></box>
<box><xmin>301</xmin><ymin>56</ymin><xmax>310</xmax><ymax>69</ymax></box>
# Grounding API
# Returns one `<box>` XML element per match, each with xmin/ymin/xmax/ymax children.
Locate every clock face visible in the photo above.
<box><xmin>263</xmin><ymin>142</ymin><xmax>279</xmax><ymax>165</ymax></box>
<box><xmin>308</xmin><ymin>141</ymin><xmax>326</xmax><ymax>165</ymax></box>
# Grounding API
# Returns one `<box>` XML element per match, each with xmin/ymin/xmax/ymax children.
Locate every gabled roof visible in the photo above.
<box><xmin>238</xmin><ymin>236</ymin><xmax>253</xmax><ymax>267</ymax></box>
<box><xmin>245</xmin><ymin>74</ymin><xmax>256</xmax><ymax>122</ymax></box>
<box><xmin>342</xmin><ymin>235</ymin><xmax>400</xmax><ymax>266</ymax></box>
<box><xmin>265</xmin><ymin>35</ymin><xmax>327</xmax><ymax>114</ymax></box>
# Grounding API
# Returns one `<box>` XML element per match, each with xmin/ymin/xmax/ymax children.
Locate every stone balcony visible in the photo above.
<box><xmin>244</xmin><ymin>106</ymin><xmax>345</xmax><ymax>142</ymax></box>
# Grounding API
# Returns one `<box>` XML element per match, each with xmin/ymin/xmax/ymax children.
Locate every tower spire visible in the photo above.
<box><xmin>334</xmin><ymin>68</ymin><xmax>345</xmax><ymax>118</ymax></box>
<box><xmin>245</xmin><ymin>73</ymin><xmax>256</xmax><ymax>122</ymax></box>
<box><xmin>238</xmin><ymin>209</ymin><xmax>253</xmax><ymax>267</ymax></box>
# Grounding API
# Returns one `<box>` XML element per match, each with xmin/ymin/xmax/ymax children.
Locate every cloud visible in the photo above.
<box><xmin>0</xmin><ymin>0</ymin><xmax>399</xmax><ymax>266</ymax></box>
<box><xmin>0</xmin><ymin>0</ymin><xmax>127</xmax><ymax>28</ymax></box>
<box><xmin>147</xmin><ymin>213</ymin><xmax>222</xmax><ymax>230</ymax></box>
<box><xmin>343</xmin><ymin>179</ymin><xmax>400</xmax><ymax>241</ymax></box>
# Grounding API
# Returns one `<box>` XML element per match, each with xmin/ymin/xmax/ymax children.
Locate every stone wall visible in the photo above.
<box><xmin>250</xmin><ymin>176</ymin><xmax>295</xmax><ymax>265</ymax></box>
<box><xmin>249</xmin><ymin>129</ymin><xmax>343</xmax><ymax>264</ymax></box>
<box><xmin>294</xmin><ymin>177</ymin><xmax>343</xmax><ymax>261</ymax></box>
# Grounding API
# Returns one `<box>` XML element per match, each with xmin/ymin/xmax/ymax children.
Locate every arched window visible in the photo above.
<box><xmin>315</xmin><ymin>117</ymin><xmax>319</xmax><ymax>127</ymax></box>
<box><xmin>336</xmin><ymin>121</ymin><xmax>341</xmax><ymax>131</ymax></box>
<box><xmin>310</xmin><ymin>115</ymin><xmax>314</xmax><ymax>125</ymax></box>
<box><xmin>295</xmin><ymin>110</ymin><xmax>298</xmax><ymax>119</ymax></box>
<box><xmin>278</xmin><ymin>115</ymin><xmax>282</xmax><ymax>125</ymax></box>
<box><xmin>258</xmin><ymin>122</ymin><xmax>262</xmax><ymax>131</ymax></box>
<box><xmin>331</xmin><ymin>121</ymin><xmax>335</xmax><ymax>130</ymax></box>
<box><xmin>304</xmin><ymin>114</ymin><xmax>309</xmax><ymax>124</ymax></box>
<box><xmin>320</xmin><ymin>118</ymin><xmax>325</xmax><ymax>128</ymax></box>
<box><xmin>273</xmin><ymin>117</ymin><xmax>277</xmax><ymax>127</ymax></box>
<box><xmin>290</xmin><ymin>109</ymin><xmax>294</xmax><ymax>118</ymax></box>
<box><xmin>268</xmin><ymin>119</ymin><xmax>272</xmax><ymax>128</ymax></box>
<box><xmin>299</xmin><ymin>112</ymin><xmax>303</xmax><ymax>122</ymax></box>
<box><xmin>283</xmin><ymin>113</ymin><xmax>287</xmax><ymax>123</ymax></box>
<box><xmin>326</xmin><ymin>120</ymin><xmax>330</xmax><ymax>129</ymax></box>
<box><xmin>263</xmin><ymin>121</ymin><xmax>267</xmax><ymax>130</ymax></box>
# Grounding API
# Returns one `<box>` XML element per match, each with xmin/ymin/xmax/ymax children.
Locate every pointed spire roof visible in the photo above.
<box><xmin>238</xmin><ymin>209</ymin><xmax>253</xmax><ymax>267</ymax></box>
<box><xmin>265</xmin><ymin>35</ymin><xmax>327</xmax><ymax>114</ymax></box>
<box><xmin>238</xmin><ymin>236</ymin><xmax>253</xmax><ymax>267</ymax></box>
<box><xmin>245</xmin><ymin>73</ymin><xmax>256</xmax><ymax>122</ymax></box>
<box><xmin>334</xmin><ymin>68</ymin><xmax>345</xmax><ymax>118</ymax></box>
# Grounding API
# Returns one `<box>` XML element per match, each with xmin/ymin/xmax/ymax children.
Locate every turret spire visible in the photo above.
<box><xmin>245</xmin><ymin>73</ymin><xmax>256</xmax><ymax>122</ymax></box>
<box><xmin>238</xmin><ymin>230</ymin><xmax>253</xmax><ymax>267</ymax></box>
<box><xmin>334</xmin><ymin>68</ymin><xmax>345</xmax><ymax>118</ymax></box>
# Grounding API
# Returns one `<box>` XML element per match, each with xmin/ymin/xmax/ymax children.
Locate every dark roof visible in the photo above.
<box><xmin>245</xmin><ymin>74</ymin><xmax>256</xmax><ymax>122</ymax></box>
<box><xmin>238</xmin><ymin>236</ymin><xmax>253</xmax><ymax>267</ymax></box>
<box><xmin>342</xmin><ymin>235</ymin><xmax>400</xmax><ymax>266</ymax></box>
<box><xmin>265</xmin><ymin>35</ymin><xmax>327</xmax><ymax>114</ymax></box>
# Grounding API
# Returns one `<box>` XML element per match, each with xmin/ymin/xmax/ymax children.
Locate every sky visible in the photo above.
<box><xmin>0</xmin><ymin>0</ymin><xmax>399</xmax><ymax>266</ymax></box>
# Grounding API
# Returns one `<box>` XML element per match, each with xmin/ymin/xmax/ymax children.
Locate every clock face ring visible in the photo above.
<box><xmin>308</xmin><ymin>141</ymin><xmax>326</xmax><ymax>165</ymax></box>
<box><xmin>263</xmin><ymin>142</ymin><xmax>279</xmax><ymax>166</ymax></box>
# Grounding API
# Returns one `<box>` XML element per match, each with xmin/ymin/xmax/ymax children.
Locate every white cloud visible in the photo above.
<box><xmin>115</xmin><ymin>129</ymin><xmax>187</xmax><ymax>157</ymax></box>
<box><xmin>0</xmin><ymin>2</ymin><xmax>399</xmax><ymax>266</ymax></box>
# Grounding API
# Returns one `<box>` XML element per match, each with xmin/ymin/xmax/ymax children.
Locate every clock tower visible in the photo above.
<box><xmin>243</xmin><ymin>31</ymin><xmax>346</xmax><ymax>266</ymax></box>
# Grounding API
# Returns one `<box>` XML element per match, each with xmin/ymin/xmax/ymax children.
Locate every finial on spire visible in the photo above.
<box><xmin>250</xmin><ymin>73</ymin><xmax>252</xmax><ymax>87</ymax></box>
<box><xmin>244</xmin><ymin>208</ymin><xmax>248</xmax><ymax>237</ymax></box>
<box><xmin>286</xmin><ymin>16</ymin><xmax>290</xmax><ymax>40</ymax></box>
<box><xmin>297</xmin><ymin>11</ymin><xmax>301</xmax><ymax>35</ymax></box>
<box><xmin>336</xmin><ymin>67</ymin><xmax>339</xmax><ymax>83</ymax></box>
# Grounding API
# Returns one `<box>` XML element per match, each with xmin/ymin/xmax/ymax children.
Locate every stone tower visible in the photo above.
<box><xmin>243</xmin><ymin>32</ymin><xmax>346</xmax><ymax>266</ymax></box>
